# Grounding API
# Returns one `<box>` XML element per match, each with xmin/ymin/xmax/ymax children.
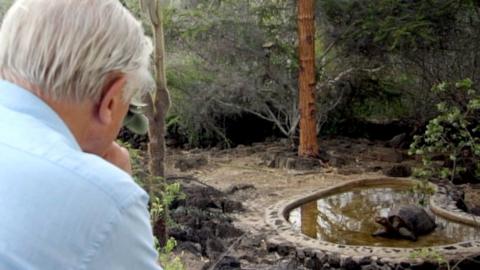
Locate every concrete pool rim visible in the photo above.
<box><xmin>265</xmin><ymin>177</ymin><xmax>480</xmax><ymax>262</ymax></box>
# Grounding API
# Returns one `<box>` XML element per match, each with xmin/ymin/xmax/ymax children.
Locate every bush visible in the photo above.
<box><xmin>157</xmin><ymin>238</ymin><xmax>186</xmax><ymax>270</ymax></box>
<box><xmin>409</xmin><ymin>79</ymin><xmax>480</xmax><ymax>184</ymax></box>
<box><xmin>121</xmin><ymin>142</ymin><xmax>186</xmax><ymax>269</ymax></box>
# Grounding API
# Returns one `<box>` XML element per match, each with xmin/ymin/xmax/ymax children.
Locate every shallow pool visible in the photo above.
<box><xmin>288</xmin><ymin>186</ymin><xmax>480</xmax><ymax>248</ymax></box>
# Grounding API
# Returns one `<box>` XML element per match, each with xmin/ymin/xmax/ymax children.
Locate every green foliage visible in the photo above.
<box><xmin>410</xmin><ymin>247</ymin><xmax>480</xmax><ymax>270</ymax></box>
<box><xmin>121</xmin><ymin>142</ymin><xmax>186</xmax><ymax>269</ymax></box>
<box><xmin>165</xmin><ymin>54</ymin><xmax>230</xmax><ymax>147</ymax></box>
<box><xmin>119</xmin><ymin>0</ymin><xmax>142</xmax><ymax>18</ymax></box>
<box><xmin>123</xmin><ymin>0</ymin><xmax>398</xmax><ymax>145</ymax></box>
<box><xmin>410</xmin><ymin>248</ymin><xmax>449</xmax><ymax>269</ymax></box>
<box><xmin>409</xmin><ymin>180</ymin><xmax>436</xmax><ymax>206</ymax></box>
<box><xmin>320</xmin><ymin>70</ymin><xmax>413</xmax><ymax>136</ymax></box>
<box><xmin>123</xmin><ymin>105</ymin><xmax>149</xmax><ymax>135</ymax></box>
<box><xmin>150</xmin><ymin>181</ymin><xmax>185</xmax><ymax>227</ymax></box>
<box><xmin>117</xmin><ymin>0</ymin><xmax>480</xmax><ymax>147</ymax></box>
<box><xmin>159</xmin><ymin>0</ymin><xmax>310</xmax><ymax>145</ymax></box>
<box><xmin>124</xmin><ymin>140</ymin><xmax>186</xmax><ymax>226</ymax></box>
<box><xmin>319</xmin><ymin>0</ymin><xmax>480</xmax><ymax>132</ymax></box>
<box><xmin>0</xmin><ymin>0</ymin><xmax>13</xmax><ymax>17</ymax></box>
<box><xmin>157</xmin><ymin>238</ymin><xmax>186</xmax><ymax>270</ymax></box>
<box><xmin>121</xmin><ymin>139</ymin><xmax>186</xmax><ymax>225</ymax></box>
<box><xmin>321</xmin><ymin>0</ymin><xmax>470</xmax><ymax>53</ymax></box>
<box><xmin>350</xmin><ymin>74</ymin><xmax>410</xmax><ymax>120</ymax></box>
<box><xmin>147</xmin><ymin>179</ymin><xmax>186</xmax><ymax>269</ymax></box>
<box><xmin>409</xmin><ymin>79</ymin><xmax>480</xmax><ymax>182</ymax></box>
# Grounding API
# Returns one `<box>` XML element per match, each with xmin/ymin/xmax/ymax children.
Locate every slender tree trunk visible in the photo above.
<box><xmin>297</xmin><ymin>0</ymin><xmax>319</xmax><ymax>157</ymax></box>
<box><xmin>140</xmin><ymin>0</ymin><xmax>171</xmax><ymax>247</ymax></box>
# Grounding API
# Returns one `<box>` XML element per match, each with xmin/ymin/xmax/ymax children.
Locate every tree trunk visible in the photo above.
<box><xmin>140</xmin><ymin>0</ymin><xmax>171</xmax><ymax>247</ymax></box>
<box><xmin>297</xmin><ymin>0</ymin><xmax>319</xmax><ymax>157</ymax></box>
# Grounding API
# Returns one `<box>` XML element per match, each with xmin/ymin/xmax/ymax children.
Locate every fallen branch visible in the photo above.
<box><xmin>207</xmin><ymin>233</ymin><xmax>246</xmax><ymax>270</ymax></box>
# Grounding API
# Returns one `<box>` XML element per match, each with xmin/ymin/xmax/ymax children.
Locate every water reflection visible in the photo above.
<box><xmin>288</xmin><ymin>186</ymin><xmax>480</xmax><ymax>248</ymax></box>
<box><xmin>301</xmin><ymin>201</ymin><xmax>318</xmax><ymax>239</ymax></box>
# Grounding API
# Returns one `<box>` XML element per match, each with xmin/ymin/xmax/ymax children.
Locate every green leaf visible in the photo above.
<box><xmin>468</xmin><ymin>98</ymin><xmax>480</xmax><ymax>110</ymax></box>
<box><xmin>433</xmin><ymin>82</ymin><xmax>448</xmax><ymax>92</ymax></box>
<box><xmin>123</xmin><ymin>113</ymin><xmax>149</xmax><ymax>135</ymax></box>
<box><xmin>455</xmin><ymin>78</ymin><xmax>473</xmax><ymax>90</ymax></box>
<box><xmin>436</xmin><ymin>102</ymin><xmax>447</xmax><ymax>112</ymax></box>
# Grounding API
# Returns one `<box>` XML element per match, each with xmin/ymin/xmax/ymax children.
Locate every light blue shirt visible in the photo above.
<box><xmin>0</xmin><ymin>80</ymin><xmax>163</xmax><ymax>270</ymax></box>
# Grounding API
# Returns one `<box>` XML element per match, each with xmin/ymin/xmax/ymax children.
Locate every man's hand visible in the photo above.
<box><xmin>102</xmin><ymin>142</ymin><xmax>133</xmax><ymax>175</ymax></box>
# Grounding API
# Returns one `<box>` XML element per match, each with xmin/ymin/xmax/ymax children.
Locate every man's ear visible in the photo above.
<box><xmin>97</xmin><ymin>75</ymin><xmax>127</xmax><ymax>125</ymax></box>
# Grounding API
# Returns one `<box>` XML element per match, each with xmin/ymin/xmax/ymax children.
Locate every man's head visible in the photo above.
<box><xmin>0</xmin><ymin>0</ymin><xmax>154</xmax><ymax>155</ymax></box>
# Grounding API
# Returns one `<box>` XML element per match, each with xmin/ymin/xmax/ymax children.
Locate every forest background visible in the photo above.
<box><xmin>120</xmin><ymin>0</ymin><xmax>480</xmax><ymax>151</ymax></box>
<box><xmin>1</xmin><ymin>0</ymin><xmax>479</xmax><ymax>150</ymax></box>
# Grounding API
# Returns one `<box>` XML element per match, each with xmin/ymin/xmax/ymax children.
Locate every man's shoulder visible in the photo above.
<box><xmin>67</xmin><ymin>150</ymin><xmax>148</xmax><ymax>208</ymax></box>
<box><xmin>0</xmin><ymin>137</ymin><xmax>146</xmax><ymax>212</ymax></box>
<box><xmin>0</xmin><ymin>105</ymin><xmax>147</xmax><ymax>208</ymax></box>
<box><xmin>0</xmin><ymin>139</ymin><xmax>149</xmax><ymax>270</ymax></box>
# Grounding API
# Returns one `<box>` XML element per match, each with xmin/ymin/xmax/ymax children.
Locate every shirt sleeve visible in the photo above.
<box><xmin>85</xmin><ymin>194</ymin><xmax>163</xmax><ymax>270</ymax></box>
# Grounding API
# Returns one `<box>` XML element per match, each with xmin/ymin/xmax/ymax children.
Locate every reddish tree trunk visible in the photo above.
<box><xmin>297</xmin><ymin>0</ymin><xmax>319</xmax><ymax>157</ymax></box>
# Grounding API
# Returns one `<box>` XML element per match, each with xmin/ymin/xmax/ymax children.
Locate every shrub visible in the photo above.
<box><xmin>121</xmin><ymin>142</ymin><xmax>186</xmax><ymax>269</ymax></box>
<box><xmin>409</xmin><ymin>79</ymin><xmax>480</xmax><ymax>184</ymax></box>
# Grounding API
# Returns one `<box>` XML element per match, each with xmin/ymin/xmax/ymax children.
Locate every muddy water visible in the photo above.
<box><xmin>288</xmin><ymin>186</ymin><xmax>480</xmax><ymax>248</ymax></box>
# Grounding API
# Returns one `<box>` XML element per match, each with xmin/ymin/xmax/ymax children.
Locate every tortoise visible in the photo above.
<box><xmin>372</xmin><ymin>205</ymin><xmax>436</xmax><ymax>241</ymax></box>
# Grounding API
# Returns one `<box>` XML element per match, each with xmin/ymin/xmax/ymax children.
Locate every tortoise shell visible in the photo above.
<box><xmin>372</xmin><ymin>205</ymin><xmax>436</xmax><ymax>241</ymax></box>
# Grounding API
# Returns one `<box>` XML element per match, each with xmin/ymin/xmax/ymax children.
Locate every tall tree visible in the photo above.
<box><xmin>140</xmin><ymin>0</ymin><xmax>170</xmax><ymax>178</ymax></box>
<box><xmin>298</xmin><ymin>1</ymin><xmax>320</xmax><ymax>248</ymax></box>
<box><xmin>297</xmin><ymin>0</ymin><xmax>319</xmax><ymax>157</ymax></box>
<box><xmin>140</xmin><ymin>0</ymin><xmax>171</xmax><ymax>246</ymax></box>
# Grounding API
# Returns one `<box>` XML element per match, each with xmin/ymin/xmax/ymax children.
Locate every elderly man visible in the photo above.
<box><xmin>0</xmin><ymin>0</ymin><xmax>163</xmax><ymax>269</ymax></box>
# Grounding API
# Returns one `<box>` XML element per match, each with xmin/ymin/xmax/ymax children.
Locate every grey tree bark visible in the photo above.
<box><xmin>140</xmin><ymin>0</ymin><xmax>171</xmax><ymax>246</ymax></box>
<box><xmin>140</xmin><ymin>0</ymin><xmax>170</xmax><ymax>178</ymax></box>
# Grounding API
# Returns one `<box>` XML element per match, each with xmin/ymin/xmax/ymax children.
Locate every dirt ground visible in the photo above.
<box><xmin>164</xmin><ymin>138</ymin><xmax>417</xmax><ymax>269</ymax></box>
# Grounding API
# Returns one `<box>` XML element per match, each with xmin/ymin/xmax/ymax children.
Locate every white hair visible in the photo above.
<box><xmin>0</xmin><ymin>0</ymin><xmax>154</xmax><ymax>102</ymax></box>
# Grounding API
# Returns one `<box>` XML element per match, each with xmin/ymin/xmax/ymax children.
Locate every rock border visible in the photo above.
<box><xmin>265</xmin><ymin>177</ymin><xmax>480</xmax><ymax>264</ymax></box>
<box><xmin>430</xmin><ymin>185</ymin><xmax>480</xmax><ymax>228</ymax></box>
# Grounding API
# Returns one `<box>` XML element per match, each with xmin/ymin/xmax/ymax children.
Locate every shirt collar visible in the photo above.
<box><xmin>0</xmin><ymin>80</ymin><xmax>81</xmax><ymax>151</ymax></box>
